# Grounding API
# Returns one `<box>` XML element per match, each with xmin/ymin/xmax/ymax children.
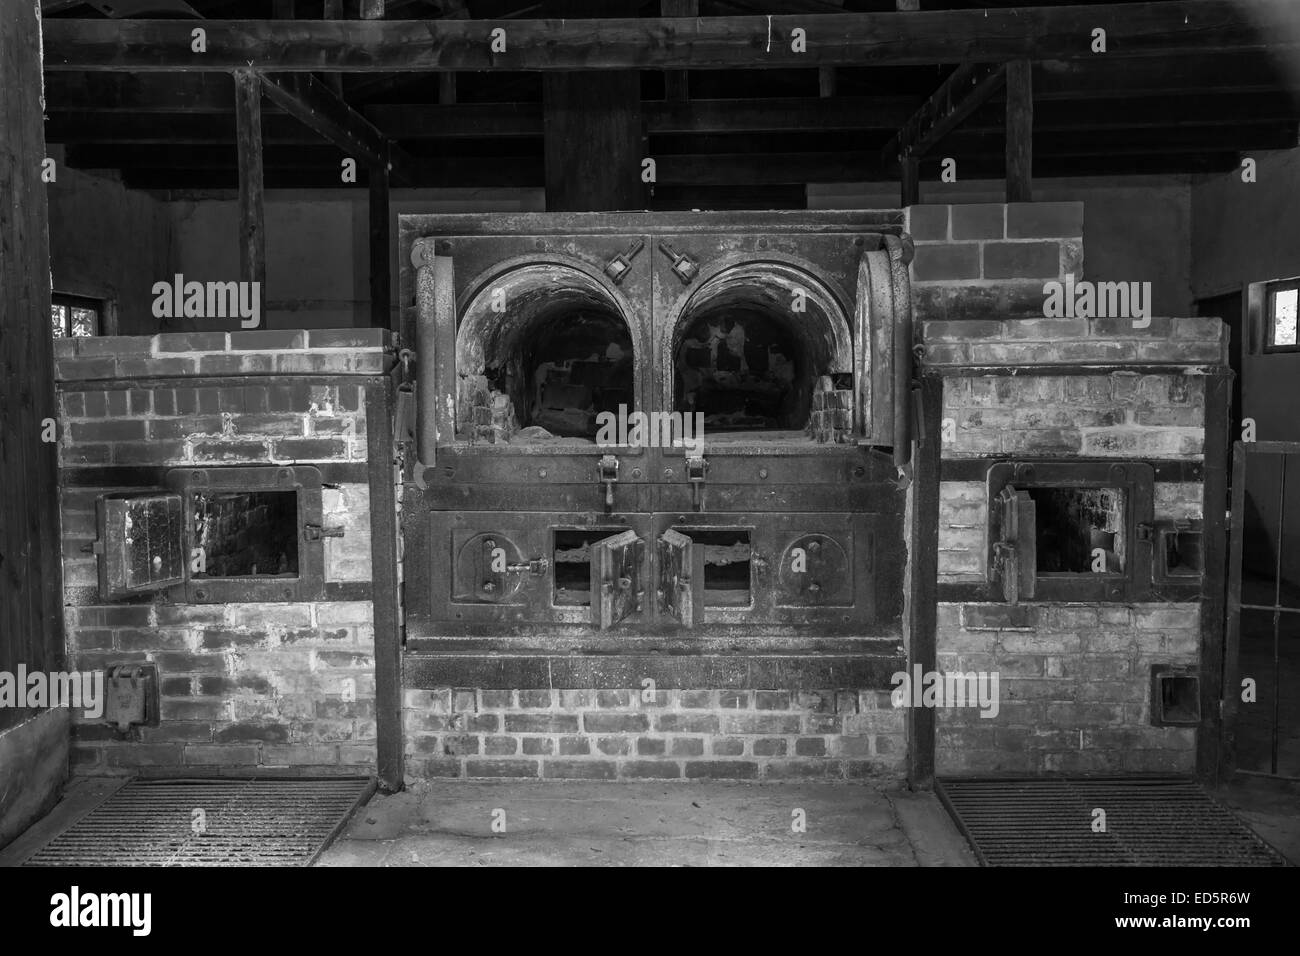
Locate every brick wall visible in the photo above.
<box><xmin>55</xmin><ymin>330</ymin><xmax>390</xmax><ymax>774</ymax></box>
<box><xmin>906</xmin><ymin>202</ymin><xmax>1084</xmax><ymax>322</ymax></box>
<box><xmin>936</xmin><ymin>602</ymin><xmax>1198</xmax><ymax>774</ymax></box>
<box><xmin>914</xmin><ymin>201</ymin><xmax>1224</xmax><ymax>777</ymax></box>
<box><xmin>403</xmin><ymin>688</ymin><xmax>905</xmax><ymax>782</ymax></box>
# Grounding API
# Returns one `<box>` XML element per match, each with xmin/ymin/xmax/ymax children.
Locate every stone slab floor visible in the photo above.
<box><xmin>315</xmin><ymin>781</ymin><xmax>978</xmax><ymax>867</ymax></box>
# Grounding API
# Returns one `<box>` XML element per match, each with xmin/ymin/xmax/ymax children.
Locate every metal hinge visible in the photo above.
<box><xmin>1136</xmin><ymin>522</ymin><xmax>1155</xmax><ymax>543</ymax></box>
<box><xmin>658</xmin><ymin>240</ymin><xmax>699</xmax><ymax>284</ymax></box>
<box><xmin>506</xmin><ymin>558</ymin><xmax>551</xmax><ymax>575</ymax></box>
<box><xmin>686</xmin><ymin>455</ymin><xmax>708</xmax><ymax>511</ymax></box>
<box><xmin>304</xmin><ymin>524</ymin><xmax>346</xmax><ymax>541</ymax></box>
<box><xmin>598</xmin><ymin>454</ymin><xmax>619</xmax><ymax>514</ymax></box>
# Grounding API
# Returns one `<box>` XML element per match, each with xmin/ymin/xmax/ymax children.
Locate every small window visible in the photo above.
<box><xmin>51</xmin><ymin>293</ymin><xmax>102</xmax><ymax>338</ymax></box>
<box><xmin>1265</xmin><ymin>280</ymin><xmax>1299</xmax><ymax>352</ymax></box>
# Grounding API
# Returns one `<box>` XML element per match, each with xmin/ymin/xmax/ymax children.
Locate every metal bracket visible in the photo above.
<box><xmin>598</xmin><ymin>454</ymin><xmax>619</xmax><ymax>514</ymax></box>
<box><xmin>658</xmin><ymin>239</ymin><xmax>699</xmax><ymax>284</ymax></box>
<box><xmin>304</xmin><ymin>524</ymin><xmax>346</xmax><ymax>541</ymax></box>
<box><xmin>506</xmin><ymin>558</ymin><xmax>551</xmax><ymax>575</ymax></box>
<box><xmin>686</xmin><ymin>455</ymin><xmax>709</xmax><ymax>511</ymax></box>
<box><xmin>1136</xmin><ymin>522</ymin><xmax>1155</xmax><ymax>543</ymax></box>
<box><xmin>603</xmin><ymin>238</ymin><xmax>644</xmax><ymax>284</ymax></box>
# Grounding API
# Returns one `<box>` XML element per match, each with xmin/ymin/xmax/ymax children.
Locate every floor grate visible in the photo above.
<box><xmin>937</xmin><ymin>776</ymin><xmax>1286</xmax><ymax>867</ymax></box>
<box><xmin>23</xmin><ymin>778</ymin><xmax>374</xmax><ymax>867</ymax></box>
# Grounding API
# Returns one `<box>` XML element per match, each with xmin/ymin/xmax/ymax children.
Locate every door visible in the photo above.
<box><xmin>1224</xmin><ymin>440</ymin><xmax>1300</xmax><ymax>778</ymax></box>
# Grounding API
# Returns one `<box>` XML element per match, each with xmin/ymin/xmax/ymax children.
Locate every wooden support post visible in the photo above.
<box><xmin>908</xmin><ymin>372</ymin><xmax>943</xmax><ymax>790</ymax></box>
<box><xmin>662</xmin><ymin>0</ymin><xmax>697</xmax><ymax>102</ymax></box>
<box><xmin>369</xmin><ymin>156</ymin><xmax>392</xmax><ymax>332</ymax></box>
<box><xmin>0</xmin><ymin>0</ymin><xmax>66</xmax><ymax>735</ymax></box>
<box><xmin>543</xmin><ymin>0</ymin><xmax>643</xmax><ymax>211</ymax></box>
<box><xmin>1006</xmin><ymin>58</ymin><xmax>1033</xmax><ymax>202</ymax></box>
<box><xmin>361</xmin><ymin>0</ymin><xmax>384</xmax><ymax>19</ymax></box>
<box><xmin>896</xmin><ymin>0</ymin><xmax>920</xmax><ymax>9</ymax></box>
<box><xmin>233</xmin><ymin>70</ymin><xmax>266</xmax><ymax>315</ymax></box>
<box><xmin>901</xmin><ymin>153</ymin><xmax>919</xmax><ymax>207</ymax></box>
<box><xmin>819</xmin><ymin>67</ymin><xmax>836</xmax><ymax>98</ymax></box>
<box><xmin>322</xmin><ymin>0</ymin><xmax>344</xmax><ymax>94</ymax></box>
<box><xmin>438</xmin><ymin>73</ymin><xmax>457</xmax><ymax>105</ymax></box>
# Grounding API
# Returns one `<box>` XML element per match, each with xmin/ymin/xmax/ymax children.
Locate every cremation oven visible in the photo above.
<box><xmin>399</xmin><ymin>212</ymin><xmax>914</xmax><ymax>651</ymax></box>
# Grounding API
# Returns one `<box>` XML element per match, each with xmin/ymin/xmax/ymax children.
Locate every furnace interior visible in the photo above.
<box><xmin>455</xmin><ymin>263</ymin><xmax>634</xmax><ymax>443</ymax></box>
<box><xmin>669</xmin><ymin>264</ymin><xmax>853</xmax><ymax>441</ymax></box>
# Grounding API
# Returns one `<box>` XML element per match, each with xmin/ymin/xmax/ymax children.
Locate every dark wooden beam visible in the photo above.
<box><xmin>543</xmin><ymin>0</ymin><xmax>642</xmax><ymax>211</ymax></box>
<box><xmin>369</xmin><ymin>153</ymin><xmax>392</xmax><ymax>331</ymax></box>
<box><xmin>1005</xmin><ymin>57</ymin><xmax>1032</xmax><ymax>202</ymax></box>
<box><xmin>259</xmin><ymin>72</ymin><xmax>413</xmax><ymax>184</ymax></box>
<box><xmin>0</xmin><ymin>0</ymin><xmax>65</xmax><ymax>739</ymax></box>
<box><xmin>662</xmin><ymin>0</ymin><xmax>697</xmax><ymax>101</ymax></box>
<box><xmin>881</xmin><ymin>62</ymin><xmax>1007</xmax><ymax>170</ymax></box>
<box><xmin>233</xmin><ymin>70</ymin><xmax>266</xmax><ymax>300</ymax></box>
<box><xmin>900</xmin><ymin>153</ymin><xmax>918</xmax><ymax>207</ymax></box>
<box><xmin>42</xmin><ymin>3</ymin><xmax>1300</xmax><ymax>72</ymax></box>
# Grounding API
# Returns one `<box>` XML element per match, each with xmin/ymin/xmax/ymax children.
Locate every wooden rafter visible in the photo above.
<box><xmin>881</xmin><ymin>62</ymin><xmax>1007</xmax><ymax>170</ymax></box>
<box><xmin>41</xmin><ymin>2</ymin><xmax>1300</xmax><ymax>72</ymax></box>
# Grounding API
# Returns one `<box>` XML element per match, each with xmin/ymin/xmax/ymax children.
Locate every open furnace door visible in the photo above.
<box><xmin>591</xmin><ymin>529</ymin><xmax>645</xmax><ymax>630</ymax></box>
<box><xmin>855</xmin><ymin>237</ymin><xmax>913</xmax><ymax>455</ymax></box>
<box><xmin>993</xmin><ymin>486</ymin><xmax>1037</xmax><ymax>604</ymax></box>
<box><xmin>658</xmin><ymin>528</ymin><xmax>704</xmax><ymax>628</ymax></box>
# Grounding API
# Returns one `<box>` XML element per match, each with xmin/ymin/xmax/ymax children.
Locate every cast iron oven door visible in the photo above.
<box><xmin>987</xmin><ymin>460</ymin><xmax>1155</xmax><ymax>603</ymax></box>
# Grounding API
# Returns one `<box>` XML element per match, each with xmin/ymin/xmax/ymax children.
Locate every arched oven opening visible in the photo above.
<box><xmin>456</xmin><ymin>263</ymin><xmax>634</xmax><ymax>444</ymax></box>
<box><xmin>671</xmin><ymin>263</ymin><xmax>854</xmax><ymax>442</ymax></box>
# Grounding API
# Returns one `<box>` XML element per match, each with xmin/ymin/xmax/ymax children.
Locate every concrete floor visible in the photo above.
<box><xmin>316</xmin><ymin>781</ymin><xmax>978</xmax><ymax>867</ymax></box>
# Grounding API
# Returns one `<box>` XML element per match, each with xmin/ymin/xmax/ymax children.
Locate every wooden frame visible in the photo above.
<box><xmin>1262</xmin><ymin>278</ymin><xmax>1300</xmax><ymax>353</ymax></box>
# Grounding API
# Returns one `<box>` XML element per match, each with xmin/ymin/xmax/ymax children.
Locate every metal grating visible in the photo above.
<box><xmin>24</xmin><ymin>778</ymin><xmax>374</xmax><ymax>867</ymax></box>
<box><xmin>937</xmin><ymin>776</ymin><xmax>1286</xmax><ymax>867</ymax></box>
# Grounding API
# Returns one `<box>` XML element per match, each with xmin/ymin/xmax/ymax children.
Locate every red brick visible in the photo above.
<box><xmin>620</xmin><ymin>760</ymin><xmax>680</xmax><ymax>780</ymax></box>
<box><xmin>1005</xmin><ymin>202</ymin><xmax>1084</xmax><ymax>239</ymax></box>
<box><xmin>542</xmin><ymin>760</ymin><xmax>617</xmax><ymax>780</ymax></box>
<box><xmin>752</xmin><ymin>738</ymin><xmax>788</xmax><ymax>757</ymax></box>
<box><xmin>307</xmin><ymin>329</ymin><xmax>390</xmax><ymax>349</ymax></box>
<box><xmin>184</xmin><ymin>744</ymin><xmax>260</xmax><ymax>766</ymax></box>
<box><xmin>154</xmin><ymin>332</ymin><xmax>227</xmax><ymax>352</ymax></box>
<box><xmin>105</xmin><ymin>744</ymin><xmax>185</xmax><ymax>767</ymax></box>
<box><xmin>521</xmin><ymin>737</ymin><xmax>553</xmax><ymax>755</ymax></box>
<box><xmin>191</xmin><ymin>439</ymin><xmax>269</xmax><ymax>462</ymax></box>
<box><xmin>504</xmin><ymin>714</ymin><xmax>578</xmax><ymax>733</ymax></box>
<box><xmin>140</xmin><ymin>721</ymin><xmax>213</xmax><ymax>743</ymax></box>
<box><xmin>907</xmin><ymin>204</ymin><xmax>949</xmax><ymax>241</ymax></box>
<box><xmin>711</xmin><ymin>737</ymin><xmax>745</xmax><ymax>756</ymax></box>
<box><xmin>685</xmin><ymin>761</ymin><xmax>759</xmax><ymax>780</ymax></box>
<box><xmin>484</xmin><ymin>736</ymin><xmax>517</xmax><ymax>755</ymax></box>
<box><xmin>652</xmin><ymin>713</ymin><xmax>719</xmax><ymax>734</ymax></box>
<box><xmin>582</xmin><ymin>713</ymin><xmax>648</xmax><ymax>733</ymax></box>
<box><xmin>669</xmin><ymin>737</ymin><xmax>705</xmax><ymax>757</ymax></box>
<box><xmin>637</xmin><ymin>737</ymin><xmax>666</xmax><ymax>756</ymax></box>
<box><xmin>913</xmin><ymin>244</ymin><xmax>980</xmax><ymax>281</ymax></box>
<box><xmin>795</xmin><ymin>737</ymin><xmax>827</xmax><ymax>757</ymax></box>
<box><xmin>982</xmin><ymin>241</ymin><xmax>1060</xmax><ymax>280</ymax></box>
<box><xmin>230</xmin><ymin>330</ymin><xmax>306</xmax><ymax>351</ymax></box>
<box><xmin>463</xmin><ymin>759</ymin><xmax>538</xmax><ymax>778</ymax></box>
<box><xmin>951</xmin><ymin>204</ymin><xmax>1005</xmax><ymax>240</ymax></box>
<box><xmin>517</xmin><ymin>689</ymin><xmax>553</xmax><ymax>708</ymax></box>
<box><xmin>755</xmin><ymin>691</ymin><xmax>791</xmax><ymax>710</ymax></box>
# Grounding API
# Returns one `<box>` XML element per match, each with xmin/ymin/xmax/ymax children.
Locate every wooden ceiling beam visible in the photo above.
<box><xmin>881</xmin><ymin>61</ymin><xmax>1006</xmax><ymax>170</ymax></box>
<box><xmin>42</xmin><ymin>2</ymin><xmax>1300</xmax><ymax>72</ymax></box>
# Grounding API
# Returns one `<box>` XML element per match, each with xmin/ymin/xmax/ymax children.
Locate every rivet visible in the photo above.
<box><xmin>758</xmin><ymin>468</ymin><xmax>768</xmax><ymax>479</ymax></box>
<box><xmin>632</xmin><ymin>469</ymin><xmax>642</xmax><ymax>479</ymax></box>
<box><xmin>195</xmin><ymin>589</ymin><xmax>206</xmax><ymax>600</ymax></box>
<box><xmin>757</xmin><ymin>237</ymin><xmax>769</xmax><ymax>249</ymax></box>
<box><xmin>485</xmin><ymin>538</ymin><xmax>496</xmax><ymax>549</ymax></box>
<box><xmin>853</xmin><ymin>466</ymin><xmax>865</xmax><ymax>478</ymax></box>
<box><xmin>538</xmin><ymin>468</ymin><xmax>547</xmax><ymax>478</ymax></box>
<box><xmin>444</xmin><ymin>466</ymin><xmax>454</xmax><ymax>477</ymax></box>
<box><xmin>664</xmin><ymin>468</ymin><xmax>674</xmax><ymax>478</ymax></box>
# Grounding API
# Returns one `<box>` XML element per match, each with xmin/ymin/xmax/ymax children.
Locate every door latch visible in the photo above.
<box><xmin>604</xmin><ymin>238</ymin><xmax>644</xmax><ymax>284</ymax></box>
<box><xmin>598</xmin><ymin>454</ymin><xmax>619</xmax><ymax>514</ymax></box>
<box><xmin>304</xmin><ymin>524</ymin><xmax>346</xmax><ymax>541</ymax></box>
<box><xmin>505</xmin><ymin>558</ymin><xmax>550</xmax><ymax>575</ymax></box>
<box><xmin>686</xmin><ymin>455</ymin><xmax>708</xmax><ymax>511</ymax></box>
<box><xmin>658</xmin><ymin>240</ymin><xmax>699</xmax><ymax>284</ymax></box>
